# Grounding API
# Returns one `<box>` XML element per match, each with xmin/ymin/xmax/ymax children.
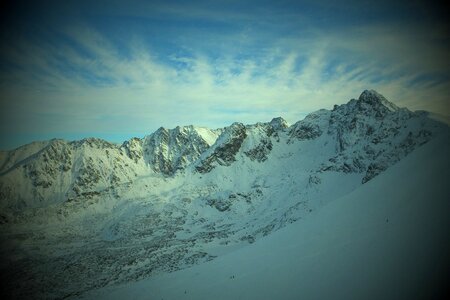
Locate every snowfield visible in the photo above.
<box><xmin>0</xmin><ymin>90</ymin><xmax>449</xmax><ymax>299</ymax></box>
<box><xmin>83</xmin><ymin>133</ymin><xmax>450</xmax><ymax>300</ymax></box>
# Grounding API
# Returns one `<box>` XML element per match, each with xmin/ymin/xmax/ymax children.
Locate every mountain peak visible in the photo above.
<box><xmin>270</xmin><ymin>117</ymin><xmax>289</xmax><ymax>130</ymax></box>
<box><xmin>358</xmin><ymin>90</ymin><xmax>399</xmax><ymax>112</ymax></box>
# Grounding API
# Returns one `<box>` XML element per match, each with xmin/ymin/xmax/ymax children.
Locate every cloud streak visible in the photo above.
<box><xmin>0</xmin><ymin>1</ymin><xmax>449</xmax><ymax>149</ymax></box>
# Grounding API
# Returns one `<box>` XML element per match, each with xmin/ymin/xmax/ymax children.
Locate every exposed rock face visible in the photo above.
<box><xmin>121</xmin><ymin>137</ymin><xmax>143</xmax><ymax>163</ymax></box>
<box><xmin>196</xmin><ymin>123</ymin><xmax>247</xmax><ymax>173</ymax></box>
<box><xmin>269</xmin><ymin>117</ymin><xmax>289</xmax><ymax>130</ymax></box>
<box><xmin>143</xmin><ymin>126</ymin><xmax>215</xmax><ymax>175</ymax></box>
<box><xmin>358</xmin><ymin>89</ymin><xmax>399</xmax><ymax>113</ymax></box>
<box><xmin>243</xmin><ymin>122</ymin><xmax>277</xmax><ymax>162</ymax></box>
<box><xmin>289</xmin><ymin>122</ymin><xmax>323</xmax><ymax>141</ymax></box>
<box><xmin>27</xmin><ymin>139</ymin><xmax>72</xmax><ymax>188</ymax></box>
<box><xmin>318</xmin><ymin>90</ymin><xmax>439</xmax><ymax>183</ymax></box>
<box><xmin>0</xmin><ymin>138</ymin><xmax>145</xmax><ymax>210</ymax></box>
<box><xmin>244</xmin><ymin>138</ymin><xmax>273</xmax><ymax>162</ymax></box>
<box><xmin>288</xmin><ymin>110</ymin><xmax>329</xmax><ymax>143</ymax></box>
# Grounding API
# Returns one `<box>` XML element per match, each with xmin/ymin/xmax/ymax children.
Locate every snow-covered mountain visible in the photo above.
<box><xmin>0</xmin><ymin>90</ymin><xmax>448</xmax><ymax>299</ymax></box>
<box><xmin>84</xmin><ymin>132</ymin><xmax>450</xmax><ymax>300</ymax></box>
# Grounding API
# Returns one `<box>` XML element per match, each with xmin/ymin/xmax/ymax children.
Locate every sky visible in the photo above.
<box><xmin>0</xmin><ymin>0</ymin><xmax>449</xmax><ymax>150</ymax></box>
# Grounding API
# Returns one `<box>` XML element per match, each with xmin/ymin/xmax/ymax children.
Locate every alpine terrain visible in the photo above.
<box><xmin>0</xmin><ymin>90</ymin><xmax>449</xmax><ymax>299</ymax></box>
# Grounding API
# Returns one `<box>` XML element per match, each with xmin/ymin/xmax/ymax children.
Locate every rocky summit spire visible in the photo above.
<box><xmin>269</xmin><ymin>117</ymin><xmax>289</xmax><ymax>130</ymax></box>
<box><xmin>358</xmin><ymin>90</ymin><xmax>399</xmax><ymax>112</ymax></box>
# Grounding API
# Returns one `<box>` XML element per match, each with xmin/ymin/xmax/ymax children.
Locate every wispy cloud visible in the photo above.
<box><xmin>0</xmin><ymin>2</ymin><xmax>449</xmax><ymax>149</ymax></box>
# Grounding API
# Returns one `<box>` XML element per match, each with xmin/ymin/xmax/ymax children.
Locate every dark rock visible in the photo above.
<box><xmin>196</xmin><ymin>123</ymin><xmax>247</xmax><ymax>173</ymax></box>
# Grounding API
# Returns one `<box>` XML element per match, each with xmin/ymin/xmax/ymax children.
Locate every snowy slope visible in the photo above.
<box><xmin>0</xmin><ymin>90</ymin><xmax>449</xmax><ymax>299</ymax></box>
<box><xmin>84</xmin><ymin>133</ymin><xmax>450</xmax><ymax>300</ymax></box>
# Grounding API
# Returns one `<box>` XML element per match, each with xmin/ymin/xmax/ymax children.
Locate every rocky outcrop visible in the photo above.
<box><xmin>288</xmin><ymin>110</ymin><xmax>328</xmax><ymax>143</ymax></box>
<box><xmin>269</xmin><ymin>117</ymin><xmax>289</xmax><ymax>131</ymax></box>
<box><xmin>244</xmin><ymin>138</ymin><xmax>273</xmax><ymax>162</ymax></box>
<box><xmin>319</xmin><ymin>90</ymin><xmax>439</xmax><ymax>183</ymax></box>
<box><xmin>121</xmin><ymin>137</ymin><xmax>143</xmax><ymax>163</ymax></box>
<box><xmin>243</xmin><ymin>123</ymin><xmax>275</xmax><ymax>162</ymax></box>
<box><xmin>196</xmin><ymin>123</ymin><xmax>247</xmax><ymax>173</ymax></box>
<box><xmin>143</xmin><ymin>126</ymin><xmax>216</xmax><ymax>175</ymax></box>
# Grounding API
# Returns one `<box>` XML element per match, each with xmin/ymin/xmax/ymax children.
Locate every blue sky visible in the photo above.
<box><xmin>0</xmin><ymin>0</ymin><xmax>449</xmax><ymax>150</ymax></box>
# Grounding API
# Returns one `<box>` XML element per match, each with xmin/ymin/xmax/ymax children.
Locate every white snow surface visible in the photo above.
<box><xmin>194</xmin><ymin>126</ymin><xmax>222</xmax><ymax>146</ymax></box>
<box><xmin>83</xmin><ymin>133</ymin><xmax>450</xmax><ymax>300</ymax></box>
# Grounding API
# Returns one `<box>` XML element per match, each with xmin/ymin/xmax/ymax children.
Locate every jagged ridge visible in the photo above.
<box><xmin>0</xmin><ymin>90</ymin><xmax>446</xmax><ymax>211</ymax></box>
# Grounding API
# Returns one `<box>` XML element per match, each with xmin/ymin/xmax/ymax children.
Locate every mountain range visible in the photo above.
<box><xmin>0</xmin><ymin>90</ymin><xmax>449</xmax><ymax>299</ymax></box>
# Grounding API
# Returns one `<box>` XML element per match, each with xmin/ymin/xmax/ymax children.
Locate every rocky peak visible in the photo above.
<box><xmin>71</xmin><ymin>137</ymin><xmax>117</xmax><ymax>149</ymax></box>
<box><xmin>121</xmin><ymin>137</ymin><xmax>143</xmax><ymax>163</ymax></box>
<box><xmin>319</xmin><ymin>90</ymin><xmax>441</xmax><ymax>183</ymax></box>
<box><xmin>329</xmin><ymin>91</ymin><xmax>401</xmax><ymax>136</ymax></box>
<box><xmin>358</xmin><ymin>90</ymin><xmax>399</xmax><ymax>112</ymax></box>
<box><xmin>0</xmin><ymin>140</ymin><xmax>51</xmax><ymax>174</ymax></box>
<box><xmin>143</xmin><ymin>125</ymin><xmax>212</xmax><ymax>175</ymax></box>
<box><xmin>269</xmin><ymin>117</ymin><xmax>289</xmax><ymax>130</ymax></box>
